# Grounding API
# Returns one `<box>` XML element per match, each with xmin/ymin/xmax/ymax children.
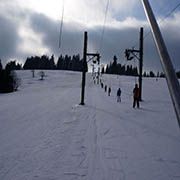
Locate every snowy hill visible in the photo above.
<box><xmin>0</xmin><ymin>70</ymin><xmax>179</xmax><ymax>180</ymax></box>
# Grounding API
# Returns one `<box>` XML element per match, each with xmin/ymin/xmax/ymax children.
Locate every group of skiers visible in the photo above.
<box><xmin>116</xmin><ymin>83</ymin><xmax>140</xmax><ymax>108</ymax></box>
<box><xmin>100</xmin><ymin>81</ymin><xmax>111</xmax><ymax>96</ymax></box>
<box><xmin>99</xmin><ymin>78</ymin><xmax>140</xmax><ymax>108</ymax></box>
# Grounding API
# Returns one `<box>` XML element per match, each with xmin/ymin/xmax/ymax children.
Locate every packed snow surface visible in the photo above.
<box><xmin>0</xmin><ymin>70</ymin><xmax>180</xmax><ymax>180</ymax></box>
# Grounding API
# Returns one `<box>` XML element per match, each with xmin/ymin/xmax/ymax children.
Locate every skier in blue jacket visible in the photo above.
<box><xmin>117</xmin><ymin>88</ymin><xmax>121</xmax><ymax>102</ymax></box>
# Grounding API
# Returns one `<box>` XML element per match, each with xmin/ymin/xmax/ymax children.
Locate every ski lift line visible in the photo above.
<box><xmin>132</xmin><ymin>2</ymin><xmax>180</xmax><ymax>48</ymax></box>
<box><xmin>145</xmin><ymin>2</ymin><xmax>180</xmax><ymax>38</ymax></box>
<box><xmin>161</xmin><ymin>2</ymin><xmax>180</xmax><ymax>23</ymax></box>
<box><xmin>99</xmin><ymin>0</ymin><xmax>110</xmax><ymax>53</ymax></box>
<box><xmin>87</xmin><ymin>56</ymin><xmax>96</xmax><ymax>63</ymax></box>
<box><xmin>59</xmin><ymin>0</ymin><xmax>65</xmax><ymax>50</ymax></box>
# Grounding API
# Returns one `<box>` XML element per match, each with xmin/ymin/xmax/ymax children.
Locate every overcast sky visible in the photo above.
<box><xmin>0</xmin><ymin>0</ymin><xmax>180</xmax><ymax>71</ymax></box>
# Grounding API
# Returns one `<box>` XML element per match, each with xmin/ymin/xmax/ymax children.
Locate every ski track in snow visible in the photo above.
<box><xmin>0</xmin><ymin>70</ymin><xmax>180</xmax><ymax>180</ymax></box>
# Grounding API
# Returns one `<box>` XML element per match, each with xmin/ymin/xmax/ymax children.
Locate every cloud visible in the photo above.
<box><xmin>28</xmin><ymin>12</ymin><xmax>160</xmax><ymax>71</ymax></box>
<box><xmin>0</xmin><ymin>15</ymin><xmax>21</xmax><ymax>63</ymax></box>
<box><xmin>0</xmin><ymin>0</ymin><xmax>180</xmax><ymax>72</ymax></box>
<box><xmin>160</xmin><ymin>13</ymin><xmax>180</xmax><ymax>70</ymax></box>
<box><xmin>29</xmin><ymin>12</ymin><xmax>84</xmax><ymax>56</ymax></box>
<box><xmin>28</xmin><ymin>11</ymin><xmax>144</xmax><ymax>59</ymax></box>
<box><xmin>0</xmin><ymin>0</ymin><xmax>32</xmax><ymax>64</ymax></box>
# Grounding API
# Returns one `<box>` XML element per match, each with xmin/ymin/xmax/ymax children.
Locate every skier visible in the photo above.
<box><xmin>104</xmin><ymin>85</ymin><xmax>107</xmax><ymax>92</ymax></box>
<box><xmin>108</xmin><ymin>87</ymin><xmax>111</xmax><ymax>96</ymax></box>
<box><xmin>133</xmin><ymin>83</ymin><xmax>140</xmax><ymax>108</ymax></box>
<box><xmin>93</xmin><ymin>76</ymin><xmax>96</xmax><ymax>84</ymax></box>
<box><xmin>101</xmin><ymin>82</ymin><xmax>104</xmax><ymax>88</ymax></box>
<box><xmin>117</xmin><ymin>88</ymin><xmax>121</xmax><ymax>102</ymax></box>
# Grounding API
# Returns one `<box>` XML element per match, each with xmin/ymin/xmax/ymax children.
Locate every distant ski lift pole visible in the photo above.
<box><xmin>80</xmin><ymin>31</ymin><xmax>101</xmax><ymax>105</ymax></box>
<box><xmin>80</xmin><ymin>32</ymin><xmax>88</xmax><ymax>105</ymax></box>
<box><xmin>141</xmin><ymin>0</ymin><xmax>180</xmax><ymax>128</ymax></box>
<box><xmin>97</xmin><ymin>54</ymin><xmax>100</xmax><ymax>65</ymax></box>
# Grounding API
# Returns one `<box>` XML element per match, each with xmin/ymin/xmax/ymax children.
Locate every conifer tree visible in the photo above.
<box><xmin>0</xmin><ymin>59</ymin><xmax>2</xmax><ymax>70</ymax></box>
<box><xmin>49</xmin><ymin>55</ymin><xmax>55</xmax><ymax>69</ymax></box>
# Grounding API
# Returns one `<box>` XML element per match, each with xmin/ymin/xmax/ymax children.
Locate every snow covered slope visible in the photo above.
<box><xmin>0</xmin><ymin>70</ymin><xmax>179</xmax><ymax>180</ymax></box>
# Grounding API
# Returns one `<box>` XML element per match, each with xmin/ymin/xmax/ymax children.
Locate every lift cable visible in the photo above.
<box><xmin>132</xmin><ymin>2</ymin><xmax>180</xmax><ymax>48</ymax></box>
<box><xmin>99</xmin><ymin>0</ymin><xmax>110</xmax><ymax>53</ymax></box>
<box><xmin>59</xmin><ymin>0</ymin><xmax>65</xmax><ymax>50</ymax></box>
